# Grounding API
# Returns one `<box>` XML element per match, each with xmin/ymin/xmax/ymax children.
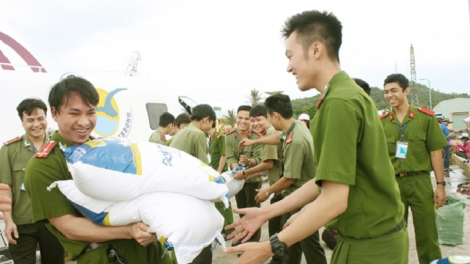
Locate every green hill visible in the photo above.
<box><xmin>292</xmin><ymin>84</ymin><xmax>470</xmax><ymax>119</ymax></box>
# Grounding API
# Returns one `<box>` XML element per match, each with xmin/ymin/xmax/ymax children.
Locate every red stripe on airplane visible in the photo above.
<box><xmin>0</xmin><ymin>31</ymin><xmax>46</xmax><ymax>73</ymax></box>
<box><xmin>0</xmin><ymin>50</ymin><xmax>15</xmax><ymax>70</ymax></box>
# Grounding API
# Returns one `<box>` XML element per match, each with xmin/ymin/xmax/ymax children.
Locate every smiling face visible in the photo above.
<box><xmin>52</xmin><ymin>92</ymin><xmax>97</xmax><ymax>145</ymax></box>
<box><xmin>285</xmin><ymin>31</ymin><xmax>318</xmax><ymax>92</ymax></box>
<box><xmin>384</xmin><ymin>82</ymin><xmax>410</xmax><ymax>109</ymax></box>
<box><xmin>250</xmin><ymin>115</ymin><xmax>269</xmax><ymax>134</ymax></box>
<box><xmin>21</xmin><ymin>108</ymin><xmax>47</xmax><ymax>141</ymax></box>
<box><xmin>236</xmin><ymin>110</ymin><xmax>250</xmax><ymax>132</ymax></box>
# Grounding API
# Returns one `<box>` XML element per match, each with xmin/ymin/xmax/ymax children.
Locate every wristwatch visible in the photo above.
<box><xmin>264</xmin><ymin>188</ymin><xmax>270</xmax><ymax>197</ymax></box>
<box><xmin>270</xmin><ymin>233</ymin><xmax>288</xmax><ymax>256</ymax></box>
<box><xmin>436</xmin><ymin>181</ymin><xmax>446</xmax><ymax>186</ymax></box>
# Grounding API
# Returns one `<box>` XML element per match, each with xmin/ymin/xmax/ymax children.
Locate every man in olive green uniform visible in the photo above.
<box><xmin>232</xmin><ymin>105</ymin><xmax>283</xmax><ymax>264</ymax></box>
<box><xmin>225</xmin><ymin>11</ymin><xmax>407</xmax><ymax>264</ymax></box>
<box><xmin>207</xmin><ymin>122</ymin><xmax>234</xmax><ymax>237</ymax></box>
<box><xmin>381</xmin><ymin>73</ymin><xmax>447</xmax><ymax>264</ymax></box>
<box><xmin>0</xmin><ymin>98</ymin><xmax>64</xmax><ymax>264</ymax></box>
<box><xmin>169</xmin><ymin>104</ymin><xmax>216</xmax><ymax>263</ymax></box>
<box><xmin>225</xmin><ymin>105</ymin><xmax>263</xmax><ymax>243</ymax></box>
<box><xmin>254</xmin><ymin>95</ymin><xmax>327</xmax><ymax>264</ymax></box>
<box><xmin>149</xmin><ymin>112</ymin><xmax>175</xmax><ymax>144</ymax></box>
<box><xmin>24</xmin><ymin>75</ymin><xmax>171</xmax><ymax>264</ymax></box>
<box><xmin>169</xmin><ymin>104</ymin><xmax>215</xmax><ymax>164</ymax></box>
<box><xmin>165</xmin><ymin>113</ymin><xmax>191</xmax><ymax>146</ymax></box>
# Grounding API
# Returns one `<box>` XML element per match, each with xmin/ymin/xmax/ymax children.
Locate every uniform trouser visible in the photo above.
<box><xmin>214</xmin><ymin>201</ymin><xmax>234</xmax><ymax>233</ymax></box>
<box><xmin>78</xmin><ymin>240</ymin><xmax>173</xmax><ymax>264</ymax></box>
<box><xmin>8</xmin><ymin>222</ymin><xmax>64</xmax><ymax>264</ymax></box>
<box><xmin>268</xmin><ymin>194</ymin><xmax>284</xmax><ymax>264</ymax></box>
<box><xmin>331</xmin><ymin>227</ymin><xmax>408</xmax><ymax>264</ymax></box>
<box><xmin>280</xmin><ymin>209</ymin><xmax>327</xmax><ymax>264</ymax></box>
<box><xmin>443</xmin><ymin>145</ymin><xmax>450</xmax><ymax>169</ymax></box>
<box><xmin>235</xmin><ymin>181</ymin><xmax>262</xmax><ymax>242</ymax></box>
<box><xmin>396</xmin><ymin>173</ymin><xmax>442</xmax><ymax>264</ymax></box>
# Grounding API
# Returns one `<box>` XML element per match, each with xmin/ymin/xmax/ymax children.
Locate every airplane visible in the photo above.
<box><xmin>0</xmin><ymin>31</ymin><xmax>197</xmax><ymax>142</ymax></box>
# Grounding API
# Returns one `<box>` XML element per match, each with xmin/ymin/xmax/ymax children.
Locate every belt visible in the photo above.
<box><xmin>383</xmin><ymin>220</ymin><xmax>405</xmax><ymax>236</ymax></box>
<box><xmin>395</xmin><ymin>171</ymin><xmax>427</xmax><ymax>177</ymax></box>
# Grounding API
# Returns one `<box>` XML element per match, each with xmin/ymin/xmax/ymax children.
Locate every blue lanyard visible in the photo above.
<box><xmin>396</xmin><ymin>123</ymin><xmax>407</xmax><ymax>141</ymax></box>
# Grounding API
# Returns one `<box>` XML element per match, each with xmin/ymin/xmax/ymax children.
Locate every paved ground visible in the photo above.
<box><xmin>213</xmin><ymin>163</ymin><xmax>470</xmax><ymax>263</ymax></box>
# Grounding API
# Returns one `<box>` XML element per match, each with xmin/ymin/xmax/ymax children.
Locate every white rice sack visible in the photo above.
<box><xmin>139</xmin><ymin>192</ymin><xmax>225</xmax><ymax>264</ymax></box>
<box><xmin>48</xmin><ymin>181</ymin><xmax>225</xmax><ymax>264</ymax></box>
<box><xmin>63</xmin><ymin>138</ymin><xmax>229</xmax><ymax>204</ymax></box>
<box><xmin>220</xmin><ymin>171</ymin><xmax>244</xmax><ymax>197</ymax></box>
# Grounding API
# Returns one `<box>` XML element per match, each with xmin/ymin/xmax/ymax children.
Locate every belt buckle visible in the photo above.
<box><xmin>399</xmin><ymin>172</ymin><xmax>406</xmax><ymax>177</ymax></box>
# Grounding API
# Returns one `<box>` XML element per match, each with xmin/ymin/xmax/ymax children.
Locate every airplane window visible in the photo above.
<box><xmin>146</xmin><ymin>103</ymin><xmax>168</xmax><ymax>130</ymax></box>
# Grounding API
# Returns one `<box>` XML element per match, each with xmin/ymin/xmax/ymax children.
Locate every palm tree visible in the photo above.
<box><xmin>224</xmin><ymin>109</ymin><xmax>236</xmax><ymax>128</ymax></box>
<box><xmin>246</xmin><ymin>88</ymin><xmax>263</xmax><ymax>106</ymax></box>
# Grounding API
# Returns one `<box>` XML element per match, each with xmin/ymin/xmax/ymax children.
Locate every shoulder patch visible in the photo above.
<box><xmin>286</xmin><ymin>131</ymin><xmax>294</xmax><ymax>145</ymax></box>
<box><xmin>247</xmin><ymin>131</ymin><xmax>252</xmax><ymax>138</ymax></box>
<box><xmin>215</xmin><ymin>133</ymin><xmax>221</xmax><ymax>139</ymax></box>
<box><xmin>160</xmin><ymin>134</ymin><xmax>167</xmax><ymax>142</ymax></box>
<box><xmin>379</xmin><ymin>112</ymin><xmax>389</xmax><ymax>119</ymax></box>
<box><xmin>35</xmin><ymin>141</ymin><xmax>57</xmax><ymax>158</ymax></box>
<box><xmin>3</xmin><ymin>136</ymin><xmax>21</xmax><ymax>145</ymax></box>
<box><xmin>225</xmin><ymin>129</ymin><xmax>236</xmax><ymax>136</ymax></box>
<box><xmin>418</xmin><ymin>107</ymin><xmax>435</xmax><ymax>116</ymax></box>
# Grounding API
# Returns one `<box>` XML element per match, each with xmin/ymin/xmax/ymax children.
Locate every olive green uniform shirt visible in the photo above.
<box><xmin>209</xmin><ymin>131</ymin><xmax>228</xmax><ymax>171</ymax></box>
<box><xmin>380</xmin><ymin>105</ymin><xmax>448</xmax><ymax>173</ymax></box>
<box><xmin>263</xmin><ymin>126</ymin><xmax>282</xmax><ymax>187</ymax></box>
<box><xmin>281</xmin><ymin>121</ymin><xmax>315</xmax><ymax>197</ymax></box>
<box><xmin>24</xmin><ymin>132</ymin><xmax>170</xmax><ymax>263</ymax></box>
<box><xmin>149</xmin><ymin>129</ymin><xmax>167</xmax><ymax>144</ymax></box>
<box><xmin>312</xmin><ymin>71</ymin><xmax>404</xmax><ymax>239</ymax></box>
<box><xmin>0</xmin><ymin>135</ymin><xmax>47</xmax><ymax>225</ymax></box>
<box><xmin>169</xmin><ymin>123</ymin><xmax>208</xmax><ymax>163</ymax></box>
<box><xmin>225</xmin><ymin>129</ymin><xmax>263</xmax><ymax>183</ymax></box>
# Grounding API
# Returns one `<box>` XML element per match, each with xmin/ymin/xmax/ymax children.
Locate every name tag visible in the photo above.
<box><xmin>396</xmin><ymin>141</ymin><xmax>408</xmax><ymax>159</ymax></box>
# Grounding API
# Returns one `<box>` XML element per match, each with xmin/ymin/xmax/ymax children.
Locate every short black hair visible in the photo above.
<box><xmin>17</xmin><ymin>98</ymin><xmax>48</xmax><ymax>121</ymax></box>
<box><xmin>353</xmin><ymin>78</ymin><xmax>371</xmax><ymax>95</ymax></box>
<box><xmin>237</xmin><ymin>105</ymin><xmax>252</xmax><ymax>114</ymax></box>
<box><xmin>250</xmin><ymin>104</ymin><xmax>267</xmax><ymax>118</ymax></box>
<box><xmin>191</xmin><ymin>104</ymin><xmax>216</xmax><ymax>121</ymax></box>
<box><xmin>49</xmin><ymin>75</ymin><xmax>99</xmax><ymax>114</ymax></box>
<box><xmin>282</xmin><ymin>10</ymin><xmax>342</xmax><ymax>62</ymax></box>
<box><xmin>175</xmin><ymin>113</ymin><xmax>191</xmax><ymax>128</ymax></box>
<box><xmin>384</xmin><ymin>73</ymin><xmax>409</xmax><ymax>91</ymax></box>
<box><xmin>159</xmin><ymin>112</ymin><xmax>175</xmax><ymax>127</ymax></box>
<box><xmin>265</xmin><ymin>94</ymin><xmax>293</xmax><ymax>119</ymax></box>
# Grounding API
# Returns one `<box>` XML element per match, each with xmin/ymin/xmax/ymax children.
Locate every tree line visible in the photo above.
<box><xmin>222</xmin><ymin>86</ymin><xmax>470</xmax><ymax>127</ymax></box>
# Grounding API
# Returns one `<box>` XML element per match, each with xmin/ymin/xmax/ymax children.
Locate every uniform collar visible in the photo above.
<box><xmin>389</xmin><ymin>105</ymin><xmax>416</xmax><ymax>124</ymax></box>
<box><xmin>316</xmin><ymin>71</ymin><xmax>350</xmax><ymax>110</ymax></box>
<box><xmin>51</xmin><ymin>132</ymin><xmax>74</xmax><ymax>151</ymax></box>
<box><xmin>22</xmin><ymin>134</ymin><xmax>49</xmax><ymax>150</ymax></box>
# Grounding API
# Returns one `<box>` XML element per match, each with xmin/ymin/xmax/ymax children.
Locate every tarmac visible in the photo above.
<box><xmin>213</xmin><ymin>159</ymin><xmax>470</xmax><ymax>264</ymax></box>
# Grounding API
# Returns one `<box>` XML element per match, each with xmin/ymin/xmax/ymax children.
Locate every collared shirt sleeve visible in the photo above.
<box><xmin>225</xmin><ymin>135</ymin><xmax>238</xmax><ymax>168</ymax></box>
<box><xmin>282</xmin><ymin>140</ymin><xmax>305</xmax><ymax>180</ymax></box>
<box><xmin>427</xmin><ymin>118</ymin><xmax>448</xmax><ymax>151</ymax></box>
<box><xmin>0</xmin><ymin>145</ymin><xmax>13</xmax><ymax>185</ymax></box>
<box><xmin>194</xmin><ymin>133</ymin><xmax>209</xmax><ymax>164</ymax></box>
<box><xmin>314</xmin><ymin>99</ymin><xmax>359</xmax><ymax>186</ymax></box>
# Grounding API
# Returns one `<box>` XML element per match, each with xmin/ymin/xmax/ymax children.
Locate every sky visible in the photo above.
<box><xmin>1</xmin><ymin>0</ymin><xmax>470</xmax><ymax>112</ymax></box>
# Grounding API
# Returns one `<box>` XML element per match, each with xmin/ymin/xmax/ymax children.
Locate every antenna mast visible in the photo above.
<box><xmin>410</xmin><ymin>44</ymin><xmax>419</xmax><ymax>106</ymax></box>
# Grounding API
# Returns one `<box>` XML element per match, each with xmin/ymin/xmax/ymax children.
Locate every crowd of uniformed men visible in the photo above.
<box><xmin>0</xmin><ymin>8</ymin><xmax>465</xmax><ymax>264</ymax></box>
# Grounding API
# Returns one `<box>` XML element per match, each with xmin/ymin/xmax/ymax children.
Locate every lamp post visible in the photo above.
<box><xmin>419</xmin><ymin>78</ymin><xmax>432</xmax><ymax>110</ymax></box>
